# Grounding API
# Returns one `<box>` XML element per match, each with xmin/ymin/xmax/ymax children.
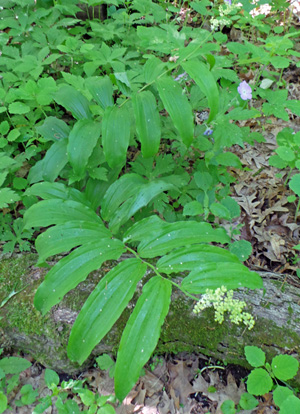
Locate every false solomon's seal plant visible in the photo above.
<box><xmin>22</xmin><ymin>13</ymin><xmax>264</xmax><ymax>402</ymax></box>
<box><xmin>24</xmin><ymin>185</ymin><xmax>262</xmax><ymax>402</ymax></box>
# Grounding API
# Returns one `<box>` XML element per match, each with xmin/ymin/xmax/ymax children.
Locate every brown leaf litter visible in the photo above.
<box><xmin>4</xmin><ymin>353</ymin><xmax>281</xmax><ymax>413</ymax></box>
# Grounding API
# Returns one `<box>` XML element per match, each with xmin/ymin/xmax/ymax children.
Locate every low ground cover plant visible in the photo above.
<box><xmin>221</xmin><ymin>346</ymin><xmax>300</xmax><ymax>413</ymax></box>
<box><xmin>1</xmin><ymin>0</ymin><xmax>300</xmax><ymax>406</ymax></box>
<box><xmin>0</xmin><ymin>351</ymin><xmax>116</xmax><ymax>413</ymax></box>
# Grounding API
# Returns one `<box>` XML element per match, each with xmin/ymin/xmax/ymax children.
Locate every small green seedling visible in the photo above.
<box><xmin>221</xmin><ymin>346</ymin><xmax>300</xmax><ymax>414</ymax></box>
<box><xmin>245</xmin><ymin>346</ymin><xmax>300</xmax><ymax>413</ymax></box>
<box><xmin>96</xmin><ymin>354</ymin><xmax>116</xmax><ymax>379</ymax></box>
<box><xmin>0</xmin><ymin>356</ymin><xmax>32</xmax><ymax>413</ymax></box>
<box><xmin>0</xmin><ymin>354</ymin><xmax>116</xmax><ymax>413</ymax></box>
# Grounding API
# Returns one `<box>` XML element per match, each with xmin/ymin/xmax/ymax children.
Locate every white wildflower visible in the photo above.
<box><xmin>193</xmin><ymin>286</ymin><xmax>255</xmax><ymax>330</ymax></box>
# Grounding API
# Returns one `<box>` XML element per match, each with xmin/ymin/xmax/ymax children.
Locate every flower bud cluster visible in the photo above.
<box><xmin>193</xmin><ymin>286</ymin><xmax>255</xmax><ymax>330</ymax></box>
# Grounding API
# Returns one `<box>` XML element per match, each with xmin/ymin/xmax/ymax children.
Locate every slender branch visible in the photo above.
<box><xmin>125</xmin><ymin>246</ymin><xmax>200</xmax><ymax>301</ymax></box>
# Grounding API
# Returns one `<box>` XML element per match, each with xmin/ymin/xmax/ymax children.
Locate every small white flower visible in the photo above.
<box><xmin>193</xmin><ymin>286</ymin><xmax>255</xmax><ymax>330</ymax></box>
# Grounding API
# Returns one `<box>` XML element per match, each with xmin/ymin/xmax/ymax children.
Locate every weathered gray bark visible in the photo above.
<box><xmin>1</xmin><ymin>253</ymin><xmax>300</xmax><ymax>383</ymax></box>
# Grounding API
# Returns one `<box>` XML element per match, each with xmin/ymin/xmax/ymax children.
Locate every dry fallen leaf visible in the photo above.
<box><xmin>193</xmin><ymin>371</ymin><xmax>246</xmax><ymax>414</ymax></box>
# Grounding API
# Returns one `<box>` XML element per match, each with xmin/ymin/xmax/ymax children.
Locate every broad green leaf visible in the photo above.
<box><xmin>98</xmin><ymin>406</ymin><xmax>116</xmax><ymax>414</ymax></box>
<box><xmin>54</xmin><ymin>85</ymin><xmax>92</xmax><ymax>120</ymax></box>
<box><xmin>56</xmin><ymin>398</ymin><xmax>80</xmax><ymax>414</ymax></box>
<box><xmin>0</xmin><ymin>357</ymin><xmax>31</xmax><ymax>374</ymax></box>
<box><xmin>84</xmin><ymin>170</ymin><xmax>119</xmax><ymax>211</ymax></box>
<box><xmin>132</xmin><ymin>91</ymin><xmax>161</xmax><ymax>158</ymax></box>
<box><xmin>77</xmin><ymin>389</ymin><xmax>95</xmax><ymax>406</ymax></box>
<box><xmin>182</xmin><ymin>60</ymin><xmax>219</xmax><ymax>122</ymax></box>
<box><xmin>7</xmin><ymin>129</ymin><xmax>20</xmax><ymax>142</ymax></box>
<box><xmin>24</xmin><ymin>199</ymin><xmax>102</xmax><ymax>229</ymax></box>
<box><xmin>115</xmin><ymin>276</ymin><xmax>171</xmax><ymax>402</ymax></box>
<box><xmin>36</xmin><ymin>117</ymin><xmax>70</xmax><ymax>142</ymax></box>
<box><xmin>0</xmin><ymin>172</ymin><xmax>8</xmax><ymax>187</ymax></box>
<box><xmin>102</xmin><ymin>174</ymin><xmax>146</xmax><ymax>220</ymax></box>
<box><xmin>25</xmin><ymin>182</ymin><xmax>91</xmax><ymax>206</ymax></box>
<box><xmin>0</xmin><ymin>392</ymin><xmax>7</xmax><ymax>414</ymax></box>
<box><xmin>123</xmin><ymin>215</ymin><xmax>166</xmax><ymax>243</ymax></box>
<box><xmin>44</xmin><ymin>369</ymin><xmax>59</xmax><ymax>388</ymax></box>
<box><xmin>157</xmin><ymin>245</ymin><xmax>240</xmax><ymax>274</ymax></box>
<box><xmin>34</xmin><ymin>239</ymin><xmax>125</xmax><ymax>315</ymax></box>
<box><xmin>108</xmin><ymin>179</ymin><xmax>175</xmax><ymax>233</ymax></box>
<box><xmin>221</xmin><ymin>196</ymin><xmax>241</xmax><ymax>219</ymax></box>
<box><xmin>285</xmin><ymin>100</ymin><xmax>300</xmax><ymax>117</ymax></box>
<box><xmin>246</xmin><ymin>368</ymin><xmax>272</xmax><ymax>395</ymax></box>
<box><xmin>0</xmin><ymin>121</ymin><xmax>9</xmax><ymax>135</ymax></box>
<box><xmin>273</xmin><ymin>385</ymin><xmax>293</xmax><ymax>408</ymax></box>
<box><xmin>215</xmin><ymin>152</ymin><xmax>242</xmax><ymax>168</ymax></box>
<box><xmin>36</xmin><ymin>77</ymin><xmax>57</xmax><ymax>105</ymax></box>
<box><xmin>194</xmin><ymin>171</ymin><xmax>213</xmax><ymax>192</ymax></box>
<box><xmin>8</xmin><ymin>102</ymin><xmax>30</xmax><ymax>114</ymax></box>
<box><xmin>276</xmin><ymin>146</ymin><xmax>295</xmax><ymax>162</ymax></box>
<box><xmin>138</xmin><ymin>222</ymin><xmax>230</xmax><ymax>258</ymax></box>
<box><xmin>114</xmin><ymin>72</ymin><xmax>132</xmax><ymax>97</ymax></box>
<box><xmin>244</xmin><ymin>346</ymin><xmax>265</xmax><ymax>368</ymax></box>
<box><xmin>181</xmin><ymin>263</ymin><xmax>263</xmax><ymax>293</ymax></box>
<box><xmin>85</xmin><ymin>76</ymin><xmax>114</xmax><ymax>109</ymax></box>
<box><xmin>220</xmin><ymin>400</ymin><xmax>235</xmax><ymax>414</ymax></box>
<box><xmin>210</xmin><ymin>203</ymin><xmax>231</xmax><ymax>220</ymax></box>
<box><xmin>228</xmin><ymin>107</ymin><xmax>261</xmax><ymax>120</ymax></box>
<box><xmin>183</xmin><ymin>201</ymin><xmax>204</xmax><ymax>216</ymax></box>
<box><xmin>279</xmin><ymin>395</ymin><xmax>300</xmax><ymax>414</ymax></box>
<box><xmin>137</xmin><ymin>26</ymin><xmax>170</xmax><ymax>54</ymax></box>
<box><xmin>156</xmin><ymin>77</ymin><xmax>194</xmax><ymax>147</ymax></box>
<box><xmin>0</xmin><ymin>188</ymin><xmax>20</xmax><ymax>208</ymax></box>
<box><xmin>33</xmin><ymin>396</ymin><xmax>52</xmax><ymax>414</ymax></box>
<box><xmin>239</xmin><ymin>393</ymin><xmax>258</xmax><ymax>410</ymax></box>
<box><xmin>102</xmin><ymin>104</ymin><xmax>131</xmax><ymax>168</ymax></box>
<box><xmin>88</xmin><ymin>167</ymin><xmax>108</xmax><ymax>181</ymax></box>
<box><xmin>214</xmin><ymin>117</ymin><xmax>244</xmax><ymax>148</ymax></box>
<box><xmin>68</xmin><ymin>119</ymin><xmax>101</xmax><ymax>178</ymax></box>
<box><xmin>96</xmin><ymin>355</ymin><xmax>115</xmax><ymax>370</ymax></box>
<box><xmin>36</xmin><ymin>221</ymin><xmax>111</xmax><ymax>263</ymax></box>
<box><xmin>28</xmin><ymin>140</ymin><xmax>68</xmax><ymax>184</ymax></box>
<box><xmin>68</xmin><ymin>259</ymin><xmax>147</xmax><ymax>364</ymax></box>
<box><xmin>213</xmin><ymin>67</ymin><xmax>239</xmax><ymax>83</ymax></box>
<box><xmin>289</xmin><ymin>174</ymin><xmax>300</xmax><ymax>196</ymax></box>
<box><xmin>191</xmin><ymin>0</ymin><xmax>212</xmax><ymax>15</ymax></box>
<box><xmin>21</xmin><ymin>384</ymin><xmax>38</xmax><ymax>405</ymax></box>
<box><xmin>271</xmin><ymin>355</ymin><xmax>299</xmax><ymax>381</ymax></box>
<box><xmin>143</xmin><ymin>56</ymin><xmax>166</xmax><ymax>83</ymax></box>
<box><xmin>229</xmin><ymin>240</ymin><xmax>252</xmax><ymax>262</ymax></box>
<box><xmin>269</xmin><ymin>154</ymin><xmax>288</xmax><ymax>169</ymax></box>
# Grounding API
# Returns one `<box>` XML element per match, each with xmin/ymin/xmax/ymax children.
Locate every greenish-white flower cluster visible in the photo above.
<box><xmin>210</xmin><ymin>16</ymin><xmax>232</xmax><ymax>31</ymax></box>
<box><xmin>210</xmin><ymin>2</ymin><xmax>240</xmax><ymax>31</ymax></box>
<box><xmin>193</xmin><ymin>286</ymin><xmax>255</xmax><ymax>330</ymax></box>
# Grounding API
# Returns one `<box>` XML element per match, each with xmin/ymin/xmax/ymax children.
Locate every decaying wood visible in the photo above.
<box><xmin>1</xmin><ymin>253</ymin><xmax>300</xmax><ymax>382</ymax></box>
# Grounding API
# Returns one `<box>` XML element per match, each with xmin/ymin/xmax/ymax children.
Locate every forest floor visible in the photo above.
<box><xmin>3</xmin><ymin>3</ymin><xmax>300</xmax><ymax>414</ymax></box>
<box><xmin>4</xmin><ymin>350</ymin><xmax>276</xmax><ymax>414</ymax></box>
<box><xmin>4</xmin><ymin>40</ymin><xmax>300</xmax><ymax>414</ymax></box>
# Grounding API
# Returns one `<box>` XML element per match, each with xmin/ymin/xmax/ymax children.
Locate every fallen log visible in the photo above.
<box><xmin>1</xmin><ymin>253</ymin><xmax>300</xmax><ymax>383</ymax></box>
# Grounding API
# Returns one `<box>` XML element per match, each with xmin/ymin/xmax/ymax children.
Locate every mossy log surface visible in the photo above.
<box><xmin>1</xmin><ymin>253</ymin><xmax>300</xmax><ymax>381</ymax></box>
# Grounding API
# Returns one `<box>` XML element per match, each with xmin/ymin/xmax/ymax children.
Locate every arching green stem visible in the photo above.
<box><xmin>125</xmin><ymin>246</ymin><xmax>200</xmax><ymax>301</ymax></box>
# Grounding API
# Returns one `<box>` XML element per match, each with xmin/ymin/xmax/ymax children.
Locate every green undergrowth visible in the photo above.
<box><xmin>1</xmin><ymin>0</ymin><xmax>300</xmax><ymax>409</ymax></box>
<box><xmin>1</xmin><ymin>254</ymin><xmax>300</xmax><ymax>377</ymax></box>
